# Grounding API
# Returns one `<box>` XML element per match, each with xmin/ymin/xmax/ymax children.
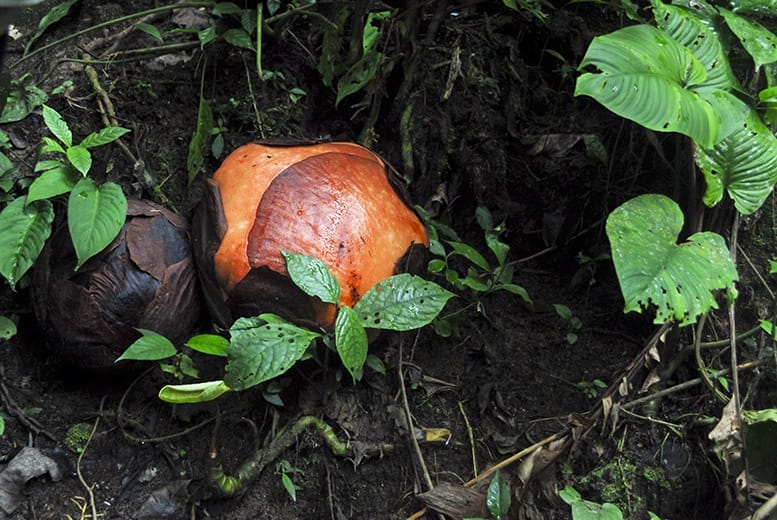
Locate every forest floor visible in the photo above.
<box><xmin>0</xmin><ymin>1</ymin><xmax>768</xmax><ymax>519</ymax></box>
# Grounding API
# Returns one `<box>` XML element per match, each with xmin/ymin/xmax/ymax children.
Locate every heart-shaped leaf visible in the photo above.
<box><xmin>696</xmin><ymin>107</ymin><xmax>777</xmax><ymax>215</ymax></box>
<box><xmin>224</xmin><ymin>316</ymin><xmax>320</xmax><ymax>391</ymax></box>
<box><xmin>575</xmin><ymin>24</ymin><xmax>724</xmax><ymax>148</ymax></box>
<box><xmin>354</xmin><ymin>274</ymin><xmax>455</xmax><ymax>331</ymax></box>
<box><xmin>335</xmin><ymin>306</ymin><xmax>367</xmax><ymax>381</ymax></box>
<box><xmin>606</xmin><ymin>194</ymin><xmax>738</xmax><ymax>327</ymax></box>
<box><xmin>282</xmin><ymin>250</ymin><xmax>340</xmax><ymax>304</ymax></box>
<box><xmin>0</xmin><ymin>196</ymin><xmax>54</xmax><ymax>288</ymax></box>
<box><xmin>68</xmin><ymin>178</ymin><xmax>127</xmax><ymax>270</ymax></box>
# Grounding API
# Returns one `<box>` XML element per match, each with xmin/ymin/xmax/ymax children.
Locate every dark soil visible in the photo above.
<box><xmin>0</xmin><ymin>1</ymin><xmax>759</xmax><ymax>519</ymax></box>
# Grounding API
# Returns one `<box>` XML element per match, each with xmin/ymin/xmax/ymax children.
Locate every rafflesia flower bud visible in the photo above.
<box><xmin>192</xmin><ymin>141</ymin><xmax>429</xmax><ymax>329</ymax></box>
<box><xmin>32</xmin><ymin>199</ymin><xmax>201</xmax><ymax>370</ymax></box>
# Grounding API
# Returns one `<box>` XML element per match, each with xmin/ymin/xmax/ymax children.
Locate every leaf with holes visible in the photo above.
<box><xmin>652</xmin><ymin>0</ymin><xmax>738</xmax><ymax>92</ymax></box>
<box><xmin>606</xmin><ymin>194</ymin><xmax>738</xmax><ymax>327</ymax></box>
<box><xmin>335</xmin><ymin>306</ymin><xmax>367</xmax><ymax>381</ymax></box>
<box><xmin>720</xmin><ymin>7</ymin><xmax>777</xmax><ymax>71</ymax></box>
<box><xmin>696</xmin><ymin>107</ymin><xmax>777</xmax><ymax>215</ymax></box>
<box><xmin>282</xmin><ymin>251</ymin><xmax>340</xmax><ymax>304</ymax></box>
<box><xmin>68</xmin><ymin>178</ymin><xmax>127</xmax><ymax>270</ymax></box>
<box><xmin>224</xmin><ymin>315</ymin><xmax>320</xmax><ymax>391</ymax></box>
<box><xmin>354</xmin><ymin>274</ymin><xmax>455</xmax><ymax>331</ymax></box>
<box><xmin>575</xmin><ymin>24</ymin><xmax>725</xmax><ymax>148</ymax></box>
<box><xmin>0</xmin><ymin>197</ymin><xmax>54</xmax><ymax>288</ymax></box>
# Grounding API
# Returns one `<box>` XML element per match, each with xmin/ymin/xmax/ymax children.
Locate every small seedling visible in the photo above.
<box><xmin>275</xmin><ymin>459</ymin><xmax>303</xmax><ymax>502</ymax></box>
<box><xmin>577</xmin><ymin>379</ymin><xmax>607</xmax><ymax>399</ymax></box>
<box><xmin>553</xmin><ymin>304</ymin><xmax>582</xmax><ymax>344</ymax></box>
<box><xmin>422</xmin><ymin>206</ymin><xmax>531</xmax><ymax>334</ymax></box>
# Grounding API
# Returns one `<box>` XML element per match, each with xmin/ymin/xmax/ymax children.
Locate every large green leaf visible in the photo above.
<box><xmin>575</xmin><ymin>24</ymin><xmax>723</xmax><ymax>147</ymax></box>
<box><xmin>720</xmin><ymin>8</ymin><xmax>777</xmax><ymax>71</ymax></box>
<box><xmin>606</xmin><ymin>194</ymin><xmax>737</xmax><ymax>327</ymax></box>
<box><xmin>0</xmin><ymin>197</ymin><xmax>54</xmax><ymax>288</ymax></box>
<box><xmin>696</xmin><ymin>108</ymin><xmax>777</xmax><ymax>215</ymax></box>
<box><xmin>224</xmin><ymin>315</ymin><xmax>321</xmax><ymax>391</ymax></box>
<box><xmin>68</xmin><ymin>178</ymin><xmax>127</xmax><ymax>270</ymax></box>
<box><xmin>731</xmin><ymin>0</ymin><xmax>777</xmax><ymax>16</ymax></box>
<box><xmin>652</xmin><ymin>0</ymin><xmax>738</xmax><ymax>92</ymax></box>
<box><xmin>353</xmin><ymin>274</ymin><xmax>455</xmax><ymax>331</ymax></box>
<box><xmin>282</xmin><ymin>251</ymin><xmax>340</xmax><ymax>304</ymax></box>
<box><xmin>335</xmin><ymin>306</ymin><xmax>367</xmax><ymax>381</ymax></box>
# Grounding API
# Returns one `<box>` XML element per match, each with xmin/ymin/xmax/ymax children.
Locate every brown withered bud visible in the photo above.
<box><xmin>192</xmin><ymin>141</ymin><xmax>429</xmax><ymax>330</ymax></box>
<box><xmin>31</xmin><ymin>199</ymin><xmax>202</xmax><ymax>371</ymax></box>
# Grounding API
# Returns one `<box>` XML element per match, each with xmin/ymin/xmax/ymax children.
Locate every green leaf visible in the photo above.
<box><xmin>335</xmin><ymin>306</ymin><xmax>368</xmax><ymax>381</ymax></box>
<box><xmin>495</xmin><ymin>283</ymin><xmax>532</xmax><ymax>304</ymax></box>
<box><xmin>743</xmin><ymin>408</ymin><xmax>777</xmax><ymax>425</ymax></box>
<box><xmin>66</xmin><ymin>145</ymin><xmax>92</xmax><ymax>176</ymax></box>
<box><xmin>575</xmin><ymin>24</ymin><xmax>723</xmax><ymax>148</ymax></box>
<box><xmin>364</xmin><ymin>353</ymin><xmax>386</xmax><ymax>374</ymax></box>
<box><xmin>116</xmin><ymin>329</ymin><xmax>177</xmax><ymax>362</ymax></box>
<box><xmin>27</xmin><ymin>165</ymin><xmax>79</xmax><ymax>202</ymax></box>
<box><xmin>559</xmin><ymin>486</ymin><xmax>582</xmax><ymax>505</ymax></box>
<box><xmin>185</xmin><ymin>334</ymin><xmax>229</xmax><ymax>357</ymax></box>
<box><xmin>213</xmin><ymin>2</ymin><xmax>243</xmax><ymax>16</ymax></box>
<box><xmin>135</xmin><ymin>22</ymin><xmax>163</xmax><ymax>42</ymax></box>
<box><xmin>26</xmin><ymin>0</ymin><xmax>79</xmax><ymax>53</ymax></box>
<box><xmin>198</xmin><ymin>25</ymin><xmax>218</xmax><ymax>47</ymax></box>
<box><xmin>731</xmin><ymin>0</ymin><xmax>777</xmax><ymax>16</ymax></box>
<box><xmin>187</xmin><ymin>92</ymin><xmax>213</xmax><ymax>184</ymax></box>
<box><xmin>282</xmin><ymin>250</ymin><xmax>340</xmax><ymax>304</ymax></box>
<box><xmin>447</xmin><ymin>241</ymin><xmax>491</xmax><ymax>271</ymax></box>
<box><xmin>0</xmin><ymin>76</ymin><xmax>47</xmax><ymax>124</ymax></box>
<box><xmin>223</xmin><ymin>28</ymin><xmax>254</xmax><ymax>50</ymax></box>
<box><xmin>0</xmin><ymin>197</ymin><xmax>54</xmax><ymax>288</ymax></box>
<box><xmin>354</xmin><ymin>274</ymin><xmax>456</xmax><ymax>331</ymax></box>
<box><xmin>224</xmin><ymin>316</ymin><xmax>321</xmax><ymax>391</ymax></box>
<box><xmin>42</xmin><ymin>105</ymin><xmax>72</xmax><ymax>147</ymax></box>
<box><xmin>606</xmin><ymin>194</ymin><xmax>738</xmax><ymax>327</ymax></box>
<box><xmin>335</xmin><ymin>49</ymin><xmax>383</xmax><ymax>107</ymax></box>
<box><xmin>39</xmin><ymin>136</ymin><xmax>65</xmax><ymax>155</ymax></box>
<box><xmin>652</xmin><ymin>0</ymin><xmax>738</xmax><ymax>92</ymax></box>
<box><xmin>159</xmin><ymin>380</ymin><xmax>231</xmax><ymax>404</ymax></box>
<box><xmin>696</xmin><ymin>108</ymin><xmax>777</xmax><ymax>215</ymax></box>
<box><xmin>80</xmin><ymin>126</ymin><xmax>130</xmax><ymax>148</ymax></box>
<box><xmin>0</xmin><ymin>316</ymin><xmax>16</xmax><ymax>340</ymax></box>
<box><xmin>486</xmin><ymin>471</ymin><xmax>511</xmax><ymax>519</ymax></box>
<box><xmin>720</xmin><ymin>8</ymin><xmax>777</xmax><ymax>71</ymax></box>
<box><xmin>68</xmin><ymin>178</ymin><xmax>127</xmax><ymax>270</ymax></box>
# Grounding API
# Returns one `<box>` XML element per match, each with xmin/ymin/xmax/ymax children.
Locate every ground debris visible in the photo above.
<box><xmin>0</xmin><ymin>446</ymin><xmax>62</xmax><ymax>516</ymax></box>
<box><xmin>416</xmin><ymin>481</ymin><xmax>487</xmax><ymax>520</ymax></box>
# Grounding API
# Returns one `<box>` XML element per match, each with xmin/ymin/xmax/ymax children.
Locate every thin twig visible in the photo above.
<box><xmin>729</xmin><ymin>212</ymin><xmax>750</xmax><ymax>512</ymax></box>
<box><xmin>458</xmin><ymin>401</ymin><xmax>477</xmax><ymax>478</ymax></box>
<box><xmin>398</xmin><ymin>333</ymin><xmax>434</xmax><ymax>492</ymax></box>
<box><xmin>76</xmin><ymin>396</ymin><xmax>107</xmax><ymax>520</ymax></box>
<box><xmin>0</xmin><ymin>365</ymin><xmax>56</xmax><ymax>441</ymax></box>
